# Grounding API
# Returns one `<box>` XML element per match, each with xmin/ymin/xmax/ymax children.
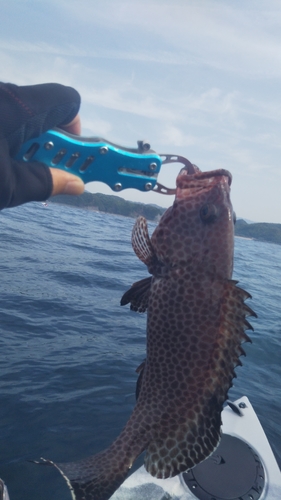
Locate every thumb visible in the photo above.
<box><xmin>50</xmin><ymin>168</ymin><xmax>85</xmax><ymax>196</ymax></box>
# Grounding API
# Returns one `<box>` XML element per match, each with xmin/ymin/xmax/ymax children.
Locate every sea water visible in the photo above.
<box><xmin>0</xmin><ymin>202</ymin><xmax>280</xmax><ymax>500</ymax></box>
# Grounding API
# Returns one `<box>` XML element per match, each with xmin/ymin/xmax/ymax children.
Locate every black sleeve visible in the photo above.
<box><xmin>0</xmin><ymin>82</ymin><xmax>81</xmax><ymax>210</ymax></box>
<box><xmin>0</xmin><ymin>139</ymin><xmax>53</xmax><ymax>209</ymax></box>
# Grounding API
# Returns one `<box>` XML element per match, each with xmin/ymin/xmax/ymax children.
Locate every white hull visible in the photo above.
<box><xmin>111</xmin><ymin>396</ymin><xmax>281</xmax><ymax>500</ymax></box>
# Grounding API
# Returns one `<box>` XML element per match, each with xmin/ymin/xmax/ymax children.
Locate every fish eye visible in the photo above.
<box><xmin>200</xmin><ymin>204</ymin><xmax>218</xmax><ymax>223</ymax></box>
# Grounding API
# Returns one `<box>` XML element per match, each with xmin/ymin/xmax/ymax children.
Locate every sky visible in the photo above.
<box><xmin>1</xmin><ymin>0</ymin><xmax>281</xmax><ymax>223</ymax></box>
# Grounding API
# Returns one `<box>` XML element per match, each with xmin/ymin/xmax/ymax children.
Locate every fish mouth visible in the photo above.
<box><xmin>195</xmin><ymin>169</ymin><xmax>232</xmax><ymax>186</ymax></box>
<box><xmin>176</xmin><ymin>167</ymin><xmax>232</xmax><ymax>189</ymax></box>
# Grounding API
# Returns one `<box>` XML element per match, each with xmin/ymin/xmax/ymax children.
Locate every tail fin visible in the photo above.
<box><xmin>42</xmin><ymin>446</ymin><xmax>131</xmax><ymax>500</ymax></box>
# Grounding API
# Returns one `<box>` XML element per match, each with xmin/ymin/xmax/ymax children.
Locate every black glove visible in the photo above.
<box><xmin>0</xmin><ymin>82</ymin><xmax>81</xmax><ymax>210</ymax></box>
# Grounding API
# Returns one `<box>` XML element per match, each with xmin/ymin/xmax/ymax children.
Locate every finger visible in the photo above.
<box><xmin>50</xmin><ymin>168</ymin><xmax>84</xmax><ymax>196</ymax></box>
<box><xmin>0</xmin><ymin>83</ymin><xmax>81</xmax><ymax>152</ymax></box>
<box><xmin>60</xmin><ymin>114</ymin><xmax>81</xmax><ymax>135</ymax></box>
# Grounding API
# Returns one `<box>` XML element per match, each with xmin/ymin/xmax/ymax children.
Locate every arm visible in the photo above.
<box><xmin>0</xmin><ymin>82</ymin><xmax>84</xmax><ymax>210</ymax></box>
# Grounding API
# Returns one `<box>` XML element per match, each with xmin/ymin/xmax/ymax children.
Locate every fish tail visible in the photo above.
<box><xmin>42</xmin><ymin>434</ymin><xmax>145</xmax><ymax>500</ymax></box>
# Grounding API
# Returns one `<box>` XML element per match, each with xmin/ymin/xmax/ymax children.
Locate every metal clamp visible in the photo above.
<box><xmin>15</xmin><ymin>129</ymin><xmax>162</xmax><ymax>193</ymax></box>
<box><xmin>153</xmin><ymin>154</ymin><xmax>196</xmax><ymax>195</ymax></box>
<box><xmin>16</xmin><ymin>129</ymin><xmax>196</xmax><ymax>195</ymax></box>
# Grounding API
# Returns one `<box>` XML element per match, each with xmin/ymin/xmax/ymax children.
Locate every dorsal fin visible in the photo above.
<box><xmin>131</xmin><ymin>216</ymin><xmax>156</xmax><ymax>266</ymax></box>
<box><xmin>120</xmin><ymin>277</ymin><xmax>152</xmax><ymax>312</ymax></box>
<box><xmin>213</xmin><ymin>280</ymin><xmax>256</xmax><ymax>379</ymax></box>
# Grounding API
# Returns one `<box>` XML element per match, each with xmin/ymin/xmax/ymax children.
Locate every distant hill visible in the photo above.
<box><xmin>50</xmin><ymin>191</ymin><xmax>165</xmax><ymax>221</ymax></box>
<box><xmin>235</xmin><ymin>219</ymin><xmax>281</xmax><ymax>245</ymax></box>
<box><xmin>50</xmin><ymin>192</ymin><xmax>281</xmax><ymax>245</ymax></box>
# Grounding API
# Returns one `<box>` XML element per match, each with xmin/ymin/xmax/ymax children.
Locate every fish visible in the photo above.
<box><xmin>42</xmin><ymin>164</ymin><xmax>256</xmax><ymax>500</ymax></box>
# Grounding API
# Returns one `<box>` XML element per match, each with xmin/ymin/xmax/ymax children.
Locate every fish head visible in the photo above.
<box><xmin>151</xmin><ymin>166</ymin><xmax>235</xmax><ymax>279</ymax></box>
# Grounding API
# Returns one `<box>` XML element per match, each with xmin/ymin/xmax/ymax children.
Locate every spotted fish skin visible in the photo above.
<box><xmin>47</xmin><ymin>166</ymin><xmax>256</xmax><ymax>500</ymax></box>
<box><xmin>127</xmin><ymin>167</ymin><xmax>255</xmax><ymax>479</ymax></box>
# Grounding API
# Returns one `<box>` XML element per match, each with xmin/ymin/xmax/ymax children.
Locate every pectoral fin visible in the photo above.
<box><xmin>120</xmin><ymin>277</ymin><xmax>152</xmax><ymax>312</ymax></box>
<box><xmin>131</xmin><ymin>216</ymin><xmax>156</xmax><ymax>266</ymax></box>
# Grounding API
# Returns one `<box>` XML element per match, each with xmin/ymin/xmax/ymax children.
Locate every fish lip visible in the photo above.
<box><xmin>194</xmin><ymin>169</ymin><xmax>232</xmax><ymax>186</ymax></box>
<box><xmin>177</xmin><ymin>168</ymin><xmax>232</xmax><ymax>187</ymax></box>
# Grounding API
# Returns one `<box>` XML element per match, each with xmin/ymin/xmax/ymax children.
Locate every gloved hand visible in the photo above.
<box><xmin>0</xmin><ymin>82</ymin><xmax>84</xmax><ymax>210</ymax></box>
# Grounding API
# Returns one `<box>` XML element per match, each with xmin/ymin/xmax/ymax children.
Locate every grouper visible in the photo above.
<box><xmin>44</xmin><ymin>164</ymin><xmax>256</xmax><ymax>500</ymax></box>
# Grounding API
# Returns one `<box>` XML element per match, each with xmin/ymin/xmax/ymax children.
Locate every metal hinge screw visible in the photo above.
<box><xmin>100</xmin><ymin>147</ymin><xmax>109</xmax><ymax>154</ymax></box>
<box><xmin>238</xmin><ymin>402</ymin><xmax>247</xmax><ymax>409</ymax></box>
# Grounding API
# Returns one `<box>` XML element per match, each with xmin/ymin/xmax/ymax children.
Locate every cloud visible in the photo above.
<box><xmin>161</xmin><ymin>126</ymin><xmax>197</xmax><ymax>148</ymax></box>
<box><xmin>81</xmin><ymin>88</ymin><xmax>177</xmax><ymax>121</ymax></box>
<box><xmin>1</xmin><ymin>0</ymin><xmax>281</xmax><ymax>222</ymax></box>
<box><xmin>81</xmin><ymin>117</ymin><xmax>112</xmax><ymax>137</ymax></box>
<box><xmin>237</xmin><ymin>95</ymin><xmax>281</xmax><ymax>123</ymax></box>
<box><xmin>2</xmin><ymin>38</ymin><xmax>279</xmax><ymax>155</ymax></box>
<box><xmin>52</xmin><ymin>0</ymin><xmax>281</xmax><ymax>78</ymax></box>
<box><xmin>0</xmin><ymin>39</ymin><xmax>68</xmax><ymax>55</ymax></box>
<box><xmin>3</xmin><ymin>0</ymin><xmax>281</xmax><ymax>82</ymax></box>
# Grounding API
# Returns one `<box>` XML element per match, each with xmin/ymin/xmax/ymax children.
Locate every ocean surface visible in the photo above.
<box><xmin>0</xmin><ymin>201</ymin><xmax>280</xmax><ymax>500</ymax></box>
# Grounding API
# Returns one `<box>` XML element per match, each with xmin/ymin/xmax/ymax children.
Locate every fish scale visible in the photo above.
<box><xmin>40</xmin><ymin>164</ymin><xmax>256</xmax><ymax>500</ymax></box>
